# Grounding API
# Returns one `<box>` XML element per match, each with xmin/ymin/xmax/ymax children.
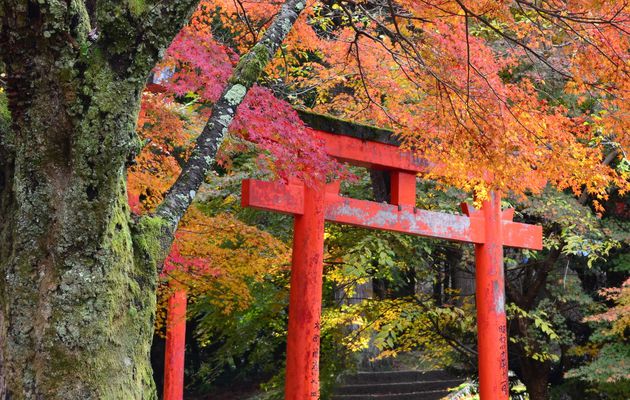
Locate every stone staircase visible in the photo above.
<box><xmin>332</xmin><ymin>370</ymin><xmax>463</xmax><ymax>400</ymax></box>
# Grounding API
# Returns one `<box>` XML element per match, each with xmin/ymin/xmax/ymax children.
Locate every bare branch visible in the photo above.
<box><xmin>233</xmin><ymin>0</ymin><xmax>259</xmax><ymax>45</ymax></box>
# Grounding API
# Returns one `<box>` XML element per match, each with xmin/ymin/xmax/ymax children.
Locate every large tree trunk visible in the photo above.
<box><xmin>510</xmin><ymin>315</ymin><xmax>552</xmax><ymax>400</ymax></box>
<box><xmin>0</xmin><ymin>1</ymin><xmax>197</xmax><ymax>398</ymax></box>
<box><xmin>0</xmin><ymin>53</ymin><xmax>155</xmax><ymax>400</ymax></box>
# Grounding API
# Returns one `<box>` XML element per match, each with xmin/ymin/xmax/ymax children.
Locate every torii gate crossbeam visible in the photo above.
<box><xmin>242</xmin><ymin>179</ymin><xmax>540</xmax><ymax>249</ymax></box>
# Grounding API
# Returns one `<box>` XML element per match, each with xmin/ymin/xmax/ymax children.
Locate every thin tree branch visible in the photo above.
<box><xmin>463</xmin><ymin>9</ymin><xmax>471</xmax><ymax>106</ymax></box>
<box><xmin>453</xmin><ymin>0</ymin><xmax>573</xmax><ymax>81</ymax></box>
<box><xmin>233</xmin><ymin>0</ymin><xmax>259</xmax><ymax>45</ymax></box>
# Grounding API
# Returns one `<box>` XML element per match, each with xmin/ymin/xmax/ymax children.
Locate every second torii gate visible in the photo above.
<box><xmin>240</xmin><ymin>117</ymin><xmax>542</xmax><ymax>400</ymax></box>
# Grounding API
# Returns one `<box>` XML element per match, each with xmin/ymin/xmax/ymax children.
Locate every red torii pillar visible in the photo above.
<box><xmin>285</xmin><ymin>181</ymin><xmax>326</xmax><ymax>399</ymax></box>
<box><xmin>465</xmin><ymin>193</ymin><xmax>511</xmax><ymax>398</ymax></box>
<box><xmin>163</xmin><ymin>283</ymin><xmax>187</xmax><ymax>400</ymax></box>
<box><xmin>242</xmin><ymin>129</ymin><xmax>542</xmax><ymax>400</ymax></box>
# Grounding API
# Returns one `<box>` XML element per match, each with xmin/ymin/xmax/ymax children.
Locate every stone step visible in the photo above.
<box><xmin>343</xmin><ymin>370</ymin><xmax>455</xmax><ymax>385</ymax></box>
<box><xmin>335</xmin><ymin>379</ymin><xmax>462</xmax><ymax>395</ymax></box>
<box><xmin>331</xmin><ymin>389</ymin><xmax>449</xmax><ymax>400</ymax></box>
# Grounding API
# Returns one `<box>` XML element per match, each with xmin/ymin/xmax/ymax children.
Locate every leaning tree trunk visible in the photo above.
<box><xmin>155</xmin><ymin>0</ymin><xmax>307</xmax><ymax>241</ymax></box>
<box><xmin>0</xmin><ymin>1</ymin><xmax>198</xmax><ymax>398</ymax></box>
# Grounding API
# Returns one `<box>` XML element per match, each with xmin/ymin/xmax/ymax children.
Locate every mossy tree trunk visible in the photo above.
<box><xmin>0</xmin><ymin>0</ymin><xmax>305</xmax><ymax>397</ymax></box>
<box><xmin>0</xmin><ymin>0</ymin><xmax>198</xmax><ymax>398</ymax></box>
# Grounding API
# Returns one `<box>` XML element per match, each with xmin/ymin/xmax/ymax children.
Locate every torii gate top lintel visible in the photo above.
<box><xmin>297</xmin><ymin>110</ymin><xmax>401</xmax><ymax>146</ymax></box>
<box><xmin>298</xmin><ymin>110</ymin><xmax>428</xmax><ymax>173</ymax></box>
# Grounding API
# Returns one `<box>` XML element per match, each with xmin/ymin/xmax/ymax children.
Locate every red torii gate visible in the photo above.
<box><xmin>242</xmin><ymin>124</ymin><xmax>542</xmax><ymax>400</ymax></box>
<box><xmin>162</xmin><ymin>115</ymin><xmax>542</xmax><ymax>400</ymax></box>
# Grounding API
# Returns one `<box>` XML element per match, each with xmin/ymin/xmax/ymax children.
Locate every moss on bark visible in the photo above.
<box><xmin>0</xmin><ymin>69</ymin><xmax>159</xmax><ymax>397</ymax></box>
<box><xmin>132</xmin><ymin>215</ymin><xmax>172</xmax><ymax>272</ymax></box>
<box><xmin>230</xmin><ymin>44</ymin><xmax>271</xmax><ymax>87</ymax></box>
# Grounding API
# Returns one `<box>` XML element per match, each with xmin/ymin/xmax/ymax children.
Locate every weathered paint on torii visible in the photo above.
<box><xmin>162</xmin><ymin>114</ymin><xmax>543</xmax><ymax>400</ymax></box>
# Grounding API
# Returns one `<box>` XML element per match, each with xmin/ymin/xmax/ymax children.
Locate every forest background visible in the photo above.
<box><xmin>0</xmin><ymin>0</ymin><xmax>628</xmax><ymax>400</ymax></box>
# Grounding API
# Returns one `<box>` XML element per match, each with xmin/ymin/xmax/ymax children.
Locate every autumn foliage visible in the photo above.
<box><xmin>136</xmin><ymin>0</ymin><xmax>629</xmax><ymax>202</ymax></box>
<box><xmin>266</xmin><ymin>0</ymin><xmax>628</xmax><ymax>201</ymax></box>
<box><xmin>127</xmin><ymin>0</ymin><xmax>629</xmax><ymax>372</ymax></box>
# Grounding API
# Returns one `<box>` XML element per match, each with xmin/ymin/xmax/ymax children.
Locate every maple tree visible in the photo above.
<box><xmin>128</xmin><ymin>88</ymin><xmax>299</xmax><ymax>323</ymax></box>
<box><xmin>156</xmin><ymin>206</ymin><xmax>290</xmax><ymax>325</ymax></box>
<box><xmin>148</xmin><ymin>0</ymin><xmax>629</xmax><ymax>215</ymax></box>
<box><xmin>565</xmin><ymin>273</ymin><xmax>630</xmax><ymax>396</ymax></box>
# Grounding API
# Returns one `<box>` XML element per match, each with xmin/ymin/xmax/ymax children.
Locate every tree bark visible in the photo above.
<box><xmin>0</xmin><ymin>0</ymin><xmax>198</xmax><ymax>398</ymax></box>
<box><xmin>519</xmin><ymin>356</ymin><xmax>551</xmax><ymax>400</ymax></box>
<box><xmin>0</xmin><ymin>112</ymin><xmax>12</xmax><ymax>399</ymax></box>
